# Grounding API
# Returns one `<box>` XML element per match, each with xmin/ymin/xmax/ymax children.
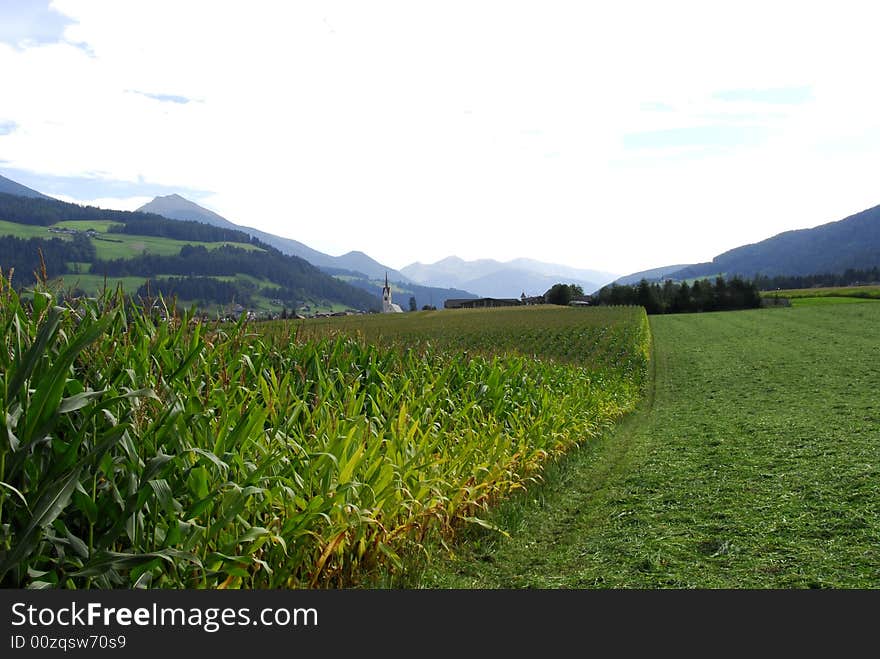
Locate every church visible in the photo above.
<box><xmin>381</xmin><ymin>273</ymin><xmax>403</xmax><ymax>313</ymax></box>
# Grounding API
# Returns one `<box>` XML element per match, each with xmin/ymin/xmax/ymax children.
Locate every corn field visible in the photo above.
<box><xmin>0</xmin><ymin>278</ymin><xmax>650</xmax><ymax>588</ymax></box>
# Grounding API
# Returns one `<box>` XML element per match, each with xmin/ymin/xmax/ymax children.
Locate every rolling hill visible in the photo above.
<box><xmin>611</xmin><ymin>263</ymin><xmax>694</xmax><ymax>286</ymax></box>
<box><xmin>0</xmin><ymin>191</ymin><xmax>379</xmax><ymax>314</ymax></box>
<box><xmin>671</xmin><ymin>203</ymin><xmax>880</xmax><ymax>280</ymax></box>
<box><xmin>137</xmin><ymin>194</ymin><xmax>412</xmax><ymax>282</ymax></box>
<box><xmin>615</xmin><ymin>203</ymin><xmax>880</xmax><ymax>284</ymax></box>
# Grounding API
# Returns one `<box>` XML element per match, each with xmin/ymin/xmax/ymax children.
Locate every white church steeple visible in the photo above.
<box><xmin>381</xmin><ymin>272</ymin><xmax>403</xmax><ymax>313</ymax></box>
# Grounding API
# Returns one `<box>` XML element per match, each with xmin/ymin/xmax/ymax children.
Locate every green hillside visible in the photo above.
<box><xmin>0</xmin><ymin>192</ymin><xmax>379</xmax><ymax>314</ymax></box>
<box><xmin>669</xmin><ymin>203</ymin><xmax>880</xmax><ymax>280</ymax></box>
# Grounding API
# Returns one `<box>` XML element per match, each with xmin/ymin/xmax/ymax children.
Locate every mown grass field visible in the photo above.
<box><xmin>0</xmin><ymin>287</ymin><xmax>649</xmax><ymax>589</ymax></box>
<box><xmin>0</xmin><ymin>220</ymin><xmax>50</xmax><ymax>239</ymax></box>
<box><xmin>762</xmin><ymin>285</ymin><xmax>880</xmax><ymax>307</ymax></box>
<box><xmin>412</xmin><ymin>303</ymin><xmax>880</xmax><ymax>588</ymax></box>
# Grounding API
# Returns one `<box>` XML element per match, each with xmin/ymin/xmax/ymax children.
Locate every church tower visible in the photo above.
<box><xmin>382</xmin><ymin>272</ymin><xmax>393</xmax><ymax>313</ymax></box>
<box><xmin>381</xmin><ymin>272</ymin><xmax>403</xmax><ymax>313</ymax></box>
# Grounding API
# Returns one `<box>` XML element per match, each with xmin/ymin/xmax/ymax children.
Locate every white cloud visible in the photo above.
<box><xmin>52</xmin><ymin>193</ymin><xmax>154</xmax><ymax>211</ymax></box>
<box><xmin>0</xmin><ymin>0</ymin><xmax>878</xmax><ymax>275</ymax></box>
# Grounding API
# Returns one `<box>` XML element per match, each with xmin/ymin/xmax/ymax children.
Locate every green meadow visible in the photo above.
<box><xmin>411</xmin><ymin>303</ymin><xmax>880</xmax><ymax>588</ymax></box>
<box><xmin>762</xmin><ymin>285</ymin><xmax>880</xmax><ymax>307</ymax></box>
<box><xmin>0</xmin><ymin>218</ymin><xmax>263</xmax><ymax>260</ymax></box>
<box><xmin>52</xmin><ymin>274</ymin><xmax>281</xmax><ymax>310</ymax></box>
<box><xmin>0</xmin><ymin>219</ymin><xmax>51</xmax><ymax>239</ymax></box>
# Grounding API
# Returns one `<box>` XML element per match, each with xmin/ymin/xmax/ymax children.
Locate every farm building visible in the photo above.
<box><xmin>520</xmin><ymin>292</ymin><xmax>546</xmax><ymax>305</ymax></box>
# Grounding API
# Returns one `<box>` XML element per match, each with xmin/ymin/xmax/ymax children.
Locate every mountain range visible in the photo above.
<box><xmin>614</xmin><ymin>203</ymin><xmax>880</xmax><ymax>285</ymax></box>
<box><xmin>0</xmin><ymin>179</ymin><xmax>379</xmax><ymax>314</ymax></box>
<box><xmin>136</xmin><ymin>194</ymin><xmax>475</xmax><ymax>309</ymax></box>
<box><xmin>401</xmin><ymin>256</ymin><xmax>617</xmax><ymax>298</ymax></box>
<box><xmin>1</xmin><ymin>174</ymin><xmax>620</xmax><ymax>302</ymax></box>
<box><xmin>5</xmin><ymin>172</ymin><xmax>879</xmax><ymax>301</ymax></box>
<box><xmin>137</xmin><ymin>194</ymin><xmax>411</xmax><ymax>282</ymax></box>
<box><xmin>136</xmin><ymin>194</ymin><xmax>622</xmax><ymax>304</ymax></box>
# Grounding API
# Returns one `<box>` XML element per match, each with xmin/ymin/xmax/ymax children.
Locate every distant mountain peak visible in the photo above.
<box><xmin>0</xmin><ymin>173</ymin><xmax>52</xmax><ymax>200</ymax></box>
<box><xmin>144</xmin><ymin>193</ymin><xmax>212</xmax><ymax>210</ymax></box>
<box><xmin>400</xmin><ymin>254</ymin><xmax>617</xmax><ymax>297</ymax></box>
<box><xmin>136</xmin><ymin>194</ymin><xmax>412</xmax><ymax>283</ymax></box>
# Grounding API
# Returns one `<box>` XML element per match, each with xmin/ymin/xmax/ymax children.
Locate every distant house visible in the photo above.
<box><xmin>444</xmin><ymin>297</ymin><xmax>522</xmax><ymax>309</ymax></box>
<box><xmin>520</xmin><ymin>292</ymin><xmax>546</xmax><ymax>305</ymax></box>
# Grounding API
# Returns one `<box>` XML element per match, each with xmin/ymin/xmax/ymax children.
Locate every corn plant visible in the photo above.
<box><xmin>1</xmin><ymin>277</ymin><xmax>650</xmax><ymax>588</ymax></box>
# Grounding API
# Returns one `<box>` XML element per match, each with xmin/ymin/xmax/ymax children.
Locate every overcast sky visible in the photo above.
<box><xmin>2</xmin><ymin>1</ymin><xmax>879</xmax><ymax>276</ymax></box>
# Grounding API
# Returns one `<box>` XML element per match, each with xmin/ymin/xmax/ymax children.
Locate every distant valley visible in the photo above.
<box><xmin>401</xmin><ymin>256</ymin><xmax>618</xmax><ymax>298</ymax></box>
<box><xmin>4</xmin><ymin>171</ymin><xmax>879</xmax><ymax>311</ymax></box>
<box><xmin>137</xmin><ymin>194</ymin><xmax>475</xmax><ymax>309</ymax></box>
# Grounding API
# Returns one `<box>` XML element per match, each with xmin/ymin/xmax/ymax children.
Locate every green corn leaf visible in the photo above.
<box><xmin>149</xmin><ymin>479</ymin><xmax>182</xmax><ymax>514</ymax></box>
<box><xmin>7</xmin><ymin>307</ymin><xmax>62</xmax><ymax>398</ymax></box>
<box><xmin>187</xmin><ymin>466</ymin><xmax>210</xmax><ymax>501</ymax></box>
<box><xmin>237</xmin><ymin>526</ymin><xmax>271</xmax><ymax>544</ymax></box>
<box><xmin>31</xmin><ymin>291</ymin><xmax>52</xmax><ymax>317</ymax></box>
<box><xmin>22</xmin><ymin>313</ymin><xmax>114</xmax><ymax>442</ymax></box>
<box><xmin>58</xmin><ymin>389</ymin><xmax>107</xmax><ymax>414</ymax></box>
<box><xmin>166</xmin><ymin>340</ymin><xmax>204</xmax><ymax>383</ymax></box>
<box><xmin>0</xmin><ymin>467</ymin><xmax>82</xmax><ymax>580</ymax></box>
<box><xmin>189</xmin><ymin>447</ymin><xmax>228</xmax><ymax>473</ymax></box>
<box><xmin>142</xmin><ymin>453</ymin><xmax>175</xmax><ymax>483</ymax></box>
<box><xmin>72</xmin><ymin>490</ymin><xmax>98</xmax><ymax>526</ymax></box>
<box><xmin>61</xmin><ymin>525</ymin><xmax>90</xmax><ymax>559</ymax></box>
<box><xmin>5</xmin><ymin>404</ymin><xmax>23</xmax><ymax>452</ymax></box>
<box><xmin>377</xmin><ymin>542</ymin><xmax>404</xmax><ymax>571</ymax></box>
<box><xmin>72</xmin><ymin>549</ymin><xmax>201</xmax><ymax>578</ymax></box>
<box><xmin>337</xmin><ymin>442</ymin><xmax>365</xmax><ymax>486</ymax></box>
<box><xmin>462</xmin><ymin>516</ymin><xmax>510</xmax><ymax>537</ymax></box>
<box><xmin>0</xmin><ymin>480</ymin><xmax>30</xmax><ymax>510</ymax></box>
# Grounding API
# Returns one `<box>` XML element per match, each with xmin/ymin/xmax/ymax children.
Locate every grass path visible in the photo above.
<box><xmin>408</xmin><ymin>305</ymin><xmax>880</xmax><ymax>588</ymax></box>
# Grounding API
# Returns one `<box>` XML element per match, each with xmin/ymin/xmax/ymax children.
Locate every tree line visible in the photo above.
<box><xmin>0</xmin><ymin>234</ymin><xmax>96</xmax><ymax>285</ymax></box>
<box><xmin>753</xmin><ymin>266</ymin><xmax>880</xmax><ymax>291</ymax></box>
<box><xmin>593</xmin><ymin>276</ymin><xmax>762</xmax><ymax>314</ymax></box>
<box><xmin>135</xmin><ymin>276</ymin><xmax>249</xmax><ymax>307</ymax></box>
<box><xmin>0</xmin><ymin>235</ymin><xmax>377</xmax><ymax>310</ymax></box>
<box><xmin>544</xmin><ymin>283</ymin><xmax>585</xmax><ymax>305</ymax></box>
<box><xmin>0</xmin><ymin>192</ymin><xmax>259</xmax><ymax>244</ymax></box>
<box><xmin>93</xmin><ymin>244</ymin><xmax>377</xmax><ymax>310</ymax></box>
<box><xmin>0</xmin><ymin>192</ymin><xmax>169</xmax><ymax>227</ymax></box>
<box><xmin>108</xmin><ymin>215</ymin><xmax>256</xmax><ymax>245</ymax></box>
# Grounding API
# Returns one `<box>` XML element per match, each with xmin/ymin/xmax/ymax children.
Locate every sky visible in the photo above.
<box><xmin>1</xmin><ymin>1</ymin><xmax>880</xmax><ymax>277</ymax></box>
